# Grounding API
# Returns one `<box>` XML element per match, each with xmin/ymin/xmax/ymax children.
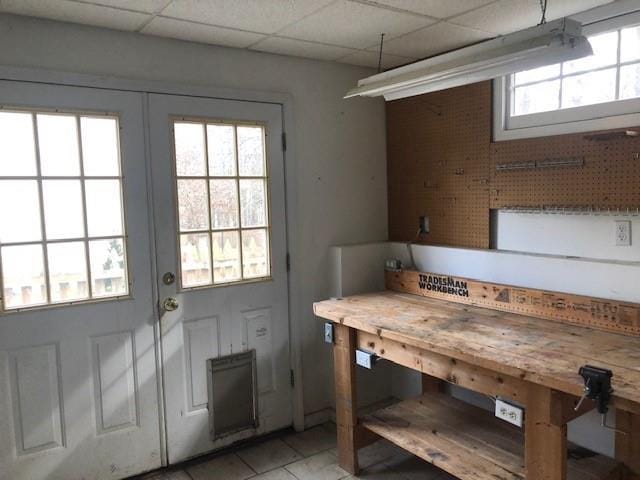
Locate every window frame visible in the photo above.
<box><xmin>170</xmin><ymin>116</ymin><xmax>273</xmax><ymax>291</ymax></box>
<box><xmin>494</xmin><ymin>10</ymin><xmax>640</xmax><ymax>141</ymax></box>
<box><xmin>0</xmin><ymin>105</ymin><xmax>132</xmax><ymax>313</ymax></box>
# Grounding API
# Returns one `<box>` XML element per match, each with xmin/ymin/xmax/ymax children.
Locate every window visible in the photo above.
<box><xmin>0</xmin><ymin>108</ymin><xmax>129</xmax><ymax>311</ymax></box>
<box><xmin>495</xmin><ymin>12</ymin><xmax>640</xmax><ymax>140</ymax></box>
<box><xmin>173</xmin><ymin>119</ymin><xmax>271</xmax><ymax>288</ymax></box>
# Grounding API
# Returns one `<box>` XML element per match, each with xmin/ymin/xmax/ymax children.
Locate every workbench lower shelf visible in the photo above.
<box><xmin>360</xmin><ymin>393</ymin><xmax>622</xmax><ymax>480</ymax></box>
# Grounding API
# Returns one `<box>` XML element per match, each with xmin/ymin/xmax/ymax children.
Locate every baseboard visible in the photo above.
<box><xmin>303</xmin><ymin>397</ymin><xmax>397</xmax><ymax>430</ymax></box>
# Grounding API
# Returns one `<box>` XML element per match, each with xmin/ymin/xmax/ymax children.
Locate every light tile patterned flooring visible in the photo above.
<box><xmin>132</xmin><ymin>423</ymin><xmax>455</xmax><ymax>480</ymax></box>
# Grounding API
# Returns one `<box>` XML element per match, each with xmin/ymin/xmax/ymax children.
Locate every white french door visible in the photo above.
<box><xmin>148</xmin><ymin>94</ymin><xmax>292</xmax><ymax>463</ymax></box>
<box><xmin>0</xmin><ymin>81</ymin><xmax>161</xmax><ymax>479</ymax></box>
<box><xmin>0</xmin><ymin>80</ymin><xmax>294</xmax><ymax>479</ymax></box>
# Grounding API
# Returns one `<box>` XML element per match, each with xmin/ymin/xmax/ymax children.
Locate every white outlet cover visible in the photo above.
<box><xmin>495</xmin><ymin>399</ymin><xmax>524</xmax><ymax>427</ymax></box>
<box><xmin>615</xmin><ymin>220</ymin><xmax>632</xmax><ymax>246</ymax></box>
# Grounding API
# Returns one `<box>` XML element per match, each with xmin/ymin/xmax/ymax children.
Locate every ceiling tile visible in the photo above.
<box><xmin>337</xmin><ymin>50</ymin><xmax>415</xmax><ymax>69</ymax></box>
<box><xmin>161</xmin><ymin>0</ymin><xmax>335</xmax><ymax>34</ymax></box>
<box><xmin>75</xmin><ymin>0</ymin><xmax>172</xmax><ymax>14</ymax></box>
<box><xmin>449</xmin><ymin>0</ymin><xmax>614</xmax><ymax>35</ymax></box>
<box><xmin>377</xmin><ymin>22</ymin><xmax>493</xmax><ymax>59</ymax></box>
<box><xmin>366</xmin><ymin>0</ymin><xmax>496</xmax><ymax>19</ymax></box>
<box><xmin>278</xmin><ymin>0</ymin><xmax>436</xmax><ymax>49</ymax></box>
<box><xmin>142</xmin><ymin>16</ymin><xmax>265</xmax><ymax>47</ymax></box>
<box><xmin>0</xmin><ymin>0</ymin><xmax>150</xmax><ymax>31</ymax></box>
<box><xmin>250</xmin><ymin>37</ymin><xmax>356</xmax><ymax>61</ymax></box>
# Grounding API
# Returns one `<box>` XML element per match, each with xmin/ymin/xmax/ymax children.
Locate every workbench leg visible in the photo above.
<box><xmin>615</xmin><ymin>409</ymin><xmax>640</xmax><ymax>478</ymax></box>
<box><xmin>333</xmin><ymin>323</ymin><xmax>359</xmax><ymax>475</ymax></box>
<box><xmin>525</xmin><ymin>386</ymin><xmax>567</xmax><ymax>480</ymax></box>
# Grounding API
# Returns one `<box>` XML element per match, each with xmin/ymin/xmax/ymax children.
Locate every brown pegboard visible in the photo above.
<box><xmin>387</xmin><ymin>81</ymin><xmax>640</xmax><ymax>248</ymax></box>
<box><xmin>386</xmin><ymin>82</ymin><xmax>491</xmax><ymax>248</ymax></box>
<box><xmin>491</xmin><ymin>130</ymin><xmax>640</xmax><ymax>209</ymax></box>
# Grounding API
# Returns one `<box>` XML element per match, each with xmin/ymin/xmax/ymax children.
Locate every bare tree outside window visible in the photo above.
<box><xmin>173</xmin><ymin>120</ymin><xmax>270</xmax><ymax>288</ymax></box>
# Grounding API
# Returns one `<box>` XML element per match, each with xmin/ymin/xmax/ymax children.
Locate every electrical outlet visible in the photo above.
<box><xmin>355</xmin><ymin>350</ymin><xmax>377</xmax><ymax>369</ymax></box>
<box><xmin>495</xmin><ymin>399</ymin><xmax>524</xmax><ymax>427</ymax></box>
<box><xmin>419</xmin><ymin>215</ymin><xmax>429</xmax><ymax>234</ymax></box>
<box><xmin>615</xmin><ymin>221</ymin><xmax>632</xmax><ymax>246</ymax></box>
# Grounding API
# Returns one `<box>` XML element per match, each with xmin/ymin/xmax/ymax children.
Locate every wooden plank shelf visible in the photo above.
<box><xmin>360</xmin><ymin>393</ymin><xmax>623</xmax><ymax>480</ymax></box>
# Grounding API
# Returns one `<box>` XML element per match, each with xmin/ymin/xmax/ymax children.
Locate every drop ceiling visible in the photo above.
<box><xmin>0</xmin><ymin>0</ymin><xmax>616</xmax><ymax>69</ymax></box>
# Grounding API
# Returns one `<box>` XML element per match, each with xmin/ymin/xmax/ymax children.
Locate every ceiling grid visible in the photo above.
<box><xmin>0</xmin><ymin>0</ymin><xmax>616</xmax><ymax>68</ymax></box>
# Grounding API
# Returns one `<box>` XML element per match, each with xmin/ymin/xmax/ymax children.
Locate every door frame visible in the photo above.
<box><xmin>0</xmin><ymin>65</ymin><xmax>305</xmax><ymax>467</ymax></box>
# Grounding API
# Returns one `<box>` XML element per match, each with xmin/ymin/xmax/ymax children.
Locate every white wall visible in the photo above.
<box><xmin>331</xmin><ymin>241</ymin><xmax>640</xmax><ymax>456</ymax></box>
<box><xmin>328</xmin><ymin>243</ymin><xmax>393</xmax><ymax>413</ymax></box>
<box><xmin>0</xmin><ymin>13</ymin><xmax>388</xmax><ymax>419</ymax></box>
<box><xmin>495</xmin><ymin>211</ymin><xmax>640</xmax><ymax>262</ymax></box>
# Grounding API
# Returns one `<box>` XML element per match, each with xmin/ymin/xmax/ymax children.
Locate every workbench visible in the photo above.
<box><xmin>313</xmin><ymin>270</ymin><xmax>640</xmax><ymax>480</ymax></box>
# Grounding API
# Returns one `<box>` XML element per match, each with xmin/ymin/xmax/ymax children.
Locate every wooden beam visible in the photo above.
<box><xmin>333</xmin><ymin>323</ymin><xmax>359</xmax><ymax>475</ymax></box>
<box><xmin>525</xmin><ymin>385</ymin><xmax>567</xmax><ymax>480</ymax></box>
<box><xmin>615</xmin><ymin>409</ymin><xmax>640</xmax><ymax>477</ymax></box>
<box><xmin>357</xmin><ymin>331</ymin><xmax>528</xmax><ymax>404</ymax></box>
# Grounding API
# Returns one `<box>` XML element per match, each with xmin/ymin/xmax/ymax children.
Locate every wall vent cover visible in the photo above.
<box><xmin>207</xmin><ymin>350</ymin><xmax>258</xmax><ymax>440</ymax></box>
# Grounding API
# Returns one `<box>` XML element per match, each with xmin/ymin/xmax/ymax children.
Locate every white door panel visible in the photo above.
<box><xmin>0</xmin><ymin>81</ymin><xmax>161</xmax><ymax>480</ymax></box>
<box><xmin>148</xmin><ymin>93</ymin><xmax>292</xmax><ymax>463</ymax></box>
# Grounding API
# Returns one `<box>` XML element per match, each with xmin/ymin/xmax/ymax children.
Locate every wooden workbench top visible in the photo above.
<box><xmin>314</xmin><ymin>291</ymin><xmax>640</xmax><ymax>409</ymax></box>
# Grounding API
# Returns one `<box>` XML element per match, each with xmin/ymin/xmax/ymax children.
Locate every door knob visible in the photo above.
<box><xmin>163</xmin><ymin>297</ymin><xmax>179</xmax><ymax>312</ymax></box>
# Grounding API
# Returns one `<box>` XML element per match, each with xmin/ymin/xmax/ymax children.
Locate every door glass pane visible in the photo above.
<box><xmin>563</xmin><ymin>31</ymin><xmax>618</xmax><ymax>74</ymax></box>
<box><xmin>89</xmin><ymin>238</ymin><xmax>128</xmax><ymax>297</ymax></box>
<box><xmin>242</xmin><ymin>229</ymin><xmax>269</xmax><ymax>279</ymax></box>
<box><xmin>0</xmin><ymin>108</ymin><xmax>129</xmax><ymax>310</ymax></box>
<box><xmin>513</xmin><ymin>63</ymin><xmax>560</xmax><ymax>85</ymax></box>
<box><xmin>207</xmin><ymin>125</ymin><xmax>236</xmax><ymax>176</ymax></box>
<box><xmin>561</xmin><ymin>68</ymin><xmax>616</xmax><ymax>108</ymax></box>
<box><xmin>180</xmin><ymin>233</ymin><xmax>212</xmax><ymax>287</ymax></box>
<box><xmin>237</xmin><ymin>126</ymin><xmax>265</xmax><ymax>176</ymax></box>
<box><xmin>81</xmin><ymin>117</ymin><xmax>120</xmax><ymax>176</ymax></box>
<box><xmin>47</xmin><ymin>241</ymin><xmax>88</xmax><ymax>302</ymax></box>
<box><xmin>212</xmin><ymin>230</ymin><xmax>241</xmax><ymax>283</ymax></box>
<box><xmin>620</xmin><ymin>63</ymin><xmax>640</xmax><ymax>100</ymax></box>
<box><xmin>1</xmin><ymin>244</ymin><xmax>46</xmax><ymax>309</ymax></box>
<box><xmin>85</xmin><ymin>179</ymin><xmax>124</xmax><ymax>237</ymax></box>
<box><xmin>37</xmin><ymin>114</ymin><xmax>80</xmax><ymax>176</ymax></box>
<box><xmin>240</xmin><ymin>179</ymin><xmax>266</xmax><ymax>228</ymax></box>
<box><xmin>513</xmin><ymin>80</ymin><xmax>560</xmax><ymax>115</ymax></box>
<box><xmin>177</xmin><ymin>179</ymin><xmax>209</xmax><ymax>231</ymax></box>
<box><xmin>42</xmin><ymin>180</ymin><xmax>85</xmax><ymax>240</ymax></box>
<box><xmin>0</xmin><ymin>180</ymin><xmax>42</xmax><ymax>243</ymax></box>
<box><xmin>174</xmin><ymin>122</ymin><xmax>206</xmax><ymax>176</ymax></box>
<box><xmin>0</xmin><ymin>111</ymin><xmax>37</xmax><ymax>176</ymax></box>
<box><xmin>621</xmin><ymin>25</ymin><xmax>640</xmax><ymax>63</ymax></box>
<box><xmin>210</xmin><ymin>179</ymin><xmax>239</xmax><ymax>229</ymax></box>
<box><xmin>173</xmin><ymin>119</ymin><xmax>272</xmax><ymax>288</ymax></box>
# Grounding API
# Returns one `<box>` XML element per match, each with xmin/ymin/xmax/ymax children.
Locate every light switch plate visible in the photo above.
<box><xmin>324</xmin><ymin>322</ymin><xmax>334</xmax><ymax>344</ymax></box>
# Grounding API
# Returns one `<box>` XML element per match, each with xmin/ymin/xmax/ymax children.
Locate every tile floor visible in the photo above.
<box><xmin>132</xmin><ymin>423</ymin><xmax>455</xmax><ymax>480</ymax></box>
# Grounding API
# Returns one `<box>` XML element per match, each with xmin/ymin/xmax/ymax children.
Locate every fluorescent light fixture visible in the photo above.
<box><xmin>345</xmin><ymin>18</ymin><xmax>592</xmax><ymax>101</ymax></box>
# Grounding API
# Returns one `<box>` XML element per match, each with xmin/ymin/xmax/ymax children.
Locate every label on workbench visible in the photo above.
<box><xmin>418</xmin><ymin>274</ymin><xmax>469</xmax><ymax>298</ymax></box>
<box><xmin>387</xmin><ymin>269</ymin><xmax>640</xmax><ymax>336</ymax></box>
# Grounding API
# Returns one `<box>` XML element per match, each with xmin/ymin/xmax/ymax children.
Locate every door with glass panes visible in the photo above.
<box><xmin>0</xmin><ymin>81</ymin><xmax>161</xmax><ymax>480</ymax></box>
<box><xmin>148</xmin><ymin>93</ymin><xmax>292</xmax><ymax>463</ymax></box>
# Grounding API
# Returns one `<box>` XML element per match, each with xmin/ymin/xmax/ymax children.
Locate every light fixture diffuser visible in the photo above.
<box><xmin>345</xmin><ymin>18</ymin><xmax>592</xmax><ymax>101</ymax></box>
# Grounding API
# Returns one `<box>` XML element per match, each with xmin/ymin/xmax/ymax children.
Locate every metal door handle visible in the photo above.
<box><xmin>163</xmin><ymin>297</ymin><xmax>179</xmax><ymax>312</ymax></box>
